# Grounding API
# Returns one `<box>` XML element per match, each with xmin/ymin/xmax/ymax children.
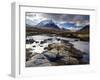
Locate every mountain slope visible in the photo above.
<box><xmin>79</xmin><ymin>25</ymin><xmax>89</xmax><ymax>32</ymax></box>
<box><xmin>36</xmin><ymin>19</ymin><xmax>60</xmax><ymax>29</ymax></box>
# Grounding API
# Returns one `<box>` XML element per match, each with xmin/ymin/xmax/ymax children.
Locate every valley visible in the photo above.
<box><xmin>25</xmin><ymin>27</ymin><xmax>89</xmax><ymax>67</ymax></box>
<box><xmin>25</xmin><ymin>12</ymin><xmax>90</xmax><ymax>67</ymax></box>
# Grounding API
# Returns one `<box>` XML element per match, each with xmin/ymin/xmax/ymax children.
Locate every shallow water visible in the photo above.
<box><xmin>26</xmin><ymin>35</ymin><xmax>89</xmax><ymax>53</ymax></box>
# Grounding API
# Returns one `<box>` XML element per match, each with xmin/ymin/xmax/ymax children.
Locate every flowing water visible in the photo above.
<box><xmin>26</xmin><ymin>34</ymin><xmax>89</xmax><ymax>63</ymax></box>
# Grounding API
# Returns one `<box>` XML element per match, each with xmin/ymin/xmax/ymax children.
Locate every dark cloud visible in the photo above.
<box><xmin>26</xmin><ymin>12</ymin><xmax>89</xmax><ymax>24</ymax></box>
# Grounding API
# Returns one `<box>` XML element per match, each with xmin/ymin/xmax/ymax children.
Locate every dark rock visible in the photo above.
<box><xmin>40</xmin><ymin>41</ymin><xmax>45</xmax><ymax>44</ymax></box>
<box><xmin>26</xmin><ymin>39</ymin><xmax>35</xmax><ymax>44</ymax></box>
<box><xmin>26</xmin><ymin>49</ymin><xmax>33</xmax><ymax>61</ymax></box>
<box><xmin>74</xmin><ymin>39</ymin><xmax>79</xmax><ymax>41</ymax></box>
<box><xmin>40</xmin><ymin>45</ymin><xmax>43</xmax><ymax>47</ymax></box>
<box><xmin>48</xmin><ymin>43</ymin><xmax>55</xmax><ymax>50</ymax></box>
<box><xmin>62</xmin><ymin>40</ymin><xmax>69</xmax><ymax>44</ymax></box>
<box><xmin>64</xmin><ymin>44</ymin><xmax>73</xmax><ymax>51</ymax></box>
<box><xmin>56</xmin><ymin>38</ymin><xmax>61</xmax><ymax>41</ymax></box>
<box><xmin>80</xmin><ymin>54</ymin><xmax>89</xmax><ymax>64</ymax></box>
<box><xmin>44</xmin><ymin>39</ymin><xmax>47</xmax><ymax>43</ymax></box>
<box><xmin>43</xmin><ymin>51</ymin><xmax>57</xmax><ymax>61</ymax></box>
<box><xmin>35</xmin><ymin>41</ymin><xmax>39</xmax><ymax>43</ymax></box>
<box><xmin>47</xmin><ymin>38</ymin><xmax>52</xmax><ymax>41</ymax></box>
<box><xmin>44</xmin><ymin>47</ymin><xmax>48</xmax><ymax>50</ymax></box>
<box><xmin>33</xmin><ymin>45</ymin><xmax>36</xmax><ymax>47</ymax></box>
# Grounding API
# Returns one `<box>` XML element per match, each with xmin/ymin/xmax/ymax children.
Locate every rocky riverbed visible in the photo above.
<box><xmin>26</xmin><ymin>35</ymin><xmax>89</xmax><ymax>67</ymax></box>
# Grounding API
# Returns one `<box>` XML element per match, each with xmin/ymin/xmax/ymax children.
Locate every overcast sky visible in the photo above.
<box><xmin>26</xmin><ymin>12</ymin><xmax>89</xmax><ymax>26</ymax></box>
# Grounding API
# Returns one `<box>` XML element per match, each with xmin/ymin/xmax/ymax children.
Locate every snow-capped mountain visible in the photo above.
<box><xmin>26</xmin><ymin>16</ymin><xmax>47</xmax><ymax>26</ymax></box>
<box><xmin>57</xmin><ymin>22</ymin><xmax>85</xmax><ymax>31</ymax></box>
<box><xmin>26</xmin><ymin>19</ymin><xmax>38</xmax><ymax>26</ymax></box>
<box><xmin>36</xmin><ymin>19</ymin><xmax>60</xmax><ymax>29</ymax></box>
<box><xmin>26</xmin><ymin>17</ymin><xmax>89</xmax><ymax>31</ymax></box>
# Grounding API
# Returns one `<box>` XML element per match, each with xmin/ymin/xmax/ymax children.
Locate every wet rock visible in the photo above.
<box><xmin>49</xmin><ymin>49</ymin><xmax>58</xmax><ymax>55</ymax></box>
<box><xmin>56</xmin><ymin>38</ymin><xmax>61</xmax><ymax>41</ymax></box>
<box><xmin>40</xmin><ymin>45</ymin><xmax>43</xmax><ymax>47</ymax></box>
<box><xmin>60</xmin><ymin>57</ymin><xmax>79</xmax><ymax>65</ymax></box>
<box><xmin>43</xmin><ymin>51</ymin><xmax>57</xmax><ymax>61</ymax></box>
<box><xmin>46</xmin><ymin>43</ymin><xmax>82</xmax><ymax>65</ymax></box>
<box><xmin>47</xmin><ymin>43</ymin><xmax>69</xmax><ymax>58</ymax></box>
<box><xmin>33</xmin><ymin>45</ymin><xmax>36</xmax><ymax>47</ymax></box>
<box><xmin>48</xmin><ymin>43</ymin><xmax>56</xmax><ymax>50</ymax></box>
<box><xmin>74</xmin><ymin>39</ymin><xmax>79</xmax><ymax>41</ymax></box>
<box><xmin>47</xmin><ymin>38</ymin><xmax>52</xmax><ymax>41</ymax></box>
<box><xmin>40</xmin><ymin>41</ymin><xmax>45</xmax><ymax>44</ymax></box>
<box><xmin>26</xmin><ymin>49</ymin><xmax>33</xmax><ymax>61</ymax></box>
<box><xmin>43</xmin><ymin>39</ymin><xmax>48</xmax><ymax>43</ymax></box>
<box><xmin>43</xmin><ymin>44</ymin><xmax>71</xmax><ymax>62</ymax></box>
<box><xmin>64</xmin><ymin>43</ymin><xmax>74</xmax><ymax>51</ymax></box>
<box><xmin>35</xmin><ymin>41</ymin><xmax>39</xmax><ymax>43</ymax></box>
<box><xmin>69</xmin><ymin>47</ymin><xmax>83</xmax><ymax>59</ymax></box>
<box><xmin>26</xmin><ymin>39</ymin><xmax>35</xmax><ymax>44</ymax></box>
<box><xmin>44</xmin><ymin>47</ymin><xmax>48</xmax><ymax>50</ymax></box>
<box><xmin>68</xmin><ymin>57</ymin><xmax>79</xmax><ymax>64</ymax></box>
<box><xmin>48</xmin><ymin>43</ymin><xmax>66</xmax><ymax>51</ymax></box>
<box><xmin>57</xmin><ymin>50</ymin><xmax>70</xmax><ymax>57</ymax></box>
<box><xmin>26</xmin><ymin>54</ymin><xmax>51</xmax><ymax>67</ymax></box>
<box><xmin>80</xmin><ymin>54</ymin><xmax>89</xmax><ymax>64</ymax></box>
<box><xmin>62</xmin><ymin>40</ymin><xmax>69</xmax><ymax>43</ymax></box>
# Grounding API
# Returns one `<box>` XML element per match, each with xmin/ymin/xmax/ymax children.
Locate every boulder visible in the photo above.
<box><xmin>45</xmin><ymin>43</ymin><xmax>72</xmax><ymax>61</ymax></box>
<box><xmin>56</xmin><ymin>38</ymin><xmax>61</xmax><ymax>41</ymax></box>
<box><xmin>61</xmin><ymin>40</ymin><xmax>69</xmax><ymax>44</ymax></box>
<box><xmin>68</xmin><ymin>57</ymin><xmax>79</xmax><ymax>64</ymax></box>
<box><xmin>48</xmin><ymin>43</ymin><xmax>56</xmax><ymax>50</ymax></box>
<box><xmin>43</xmin><ymin>51</ymin><xmax>57</xmax><ymax>61</ymax></box>
<box><xmin>57</xmin><ymin>50</ymin><xmax>70</xmax><ymax>57</ymax></box>
<box><xmin>69</xmin><ymin>47</ymin><xmax>83</xmax><ymax>59</ymax></box>
<box><xmin>26</xmin><ymin>39</ymin><xmax>35</xmax><ymax>44</ymax></box>
<box><xmin>26</xmin><ymin>54</ymin><xmax>51</xmax><ymax>67</ymax></box>
<box><xmin>48</xmin><ymin>43</ymin><xmax>66</xmax><ymax>51</ymax></box>
<box><xmin>26</xmin><ymin>49</ymin><xmax>33</xmax><ymax>61</ymax></box>
<box><xmin>60</xmin><ymin>56</ymin><xmax>79</xmax><ymax>65</ymax></box>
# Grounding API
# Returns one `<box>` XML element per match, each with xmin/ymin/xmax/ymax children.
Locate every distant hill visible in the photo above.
<box><xmin>26</xmin><ymin>18</ymin><xmax>89</xmax><ymax>32</ymax></box>
<box><xmin>79</xmin><ymin>25</ymin><xmax>89</xmax><ymax>32</ymax></box>
<box><xmin>58</xmin><ymin>22</ymin><xmax>84</xmax><ymax>31</ymax></box>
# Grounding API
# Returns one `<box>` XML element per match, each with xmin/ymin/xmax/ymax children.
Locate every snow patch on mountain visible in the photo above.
<box><xmin>26</xmin><ymin>17</ymin><xmax>89</xmax><ymax>31</ymax></box>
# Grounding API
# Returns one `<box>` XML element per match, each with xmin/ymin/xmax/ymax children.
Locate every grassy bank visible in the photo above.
<box><xmin>26</xmin><ymin>27</ymin><xmax>89</xmax><ymax>41</ymax></box>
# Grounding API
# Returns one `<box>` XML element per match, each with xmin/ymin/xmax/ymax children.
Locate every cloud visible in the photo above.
<box><xmin>26</xmin><ymin>12</ymin><xmax>89</xmax><ymax>26</ymax></box>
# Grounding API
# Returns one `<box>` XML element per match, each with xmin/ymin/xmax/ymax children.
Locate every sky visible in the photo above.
<box><xmin>26</xmin><ymin>12</ymin><xmax>89</xmax><ymax>30</ymax></box>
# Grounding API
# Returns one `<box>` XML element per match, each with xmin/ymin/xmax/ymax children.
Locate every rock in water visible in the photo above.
<box><xmin>57</xmin><ymin>50</ymin><xmax>69</xmax><ymax>57</ymax></box>
<box><xmin>43</xmin><ymin>51</ymin><xmax>57</xmax><ymax>61</ymax></box>
<box><xmin>69</xmin><ymin>47</ymin><xmax>83</xmax><ymax>59</ymax></box>
<box><xmin>26</xmin><ymin>42</ymin><xmax>84</xmax><ymax>66</ymax></box>
<box><xmin>48</xmin><ymin>43</ymin><xmax>66</xmax><ymax>51</ymax></box>
<box><xmin>68</xmin><ymin>57</ymin><xmax>79</xmax><ymax>64</ymax></box>
<box><xmin>26</xmin><ymin>54</ymin><xmax>51</xmax><ymax>67</ymax></box>
<box><xmin>26</xmin><ymin>49</ymin><xmax>33</xmax><ymax>61</ymax></box>
<box><xmin>60</xmin><ymin>57</ymin><xmax>79</xmax><ymax>65</ymax></box>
